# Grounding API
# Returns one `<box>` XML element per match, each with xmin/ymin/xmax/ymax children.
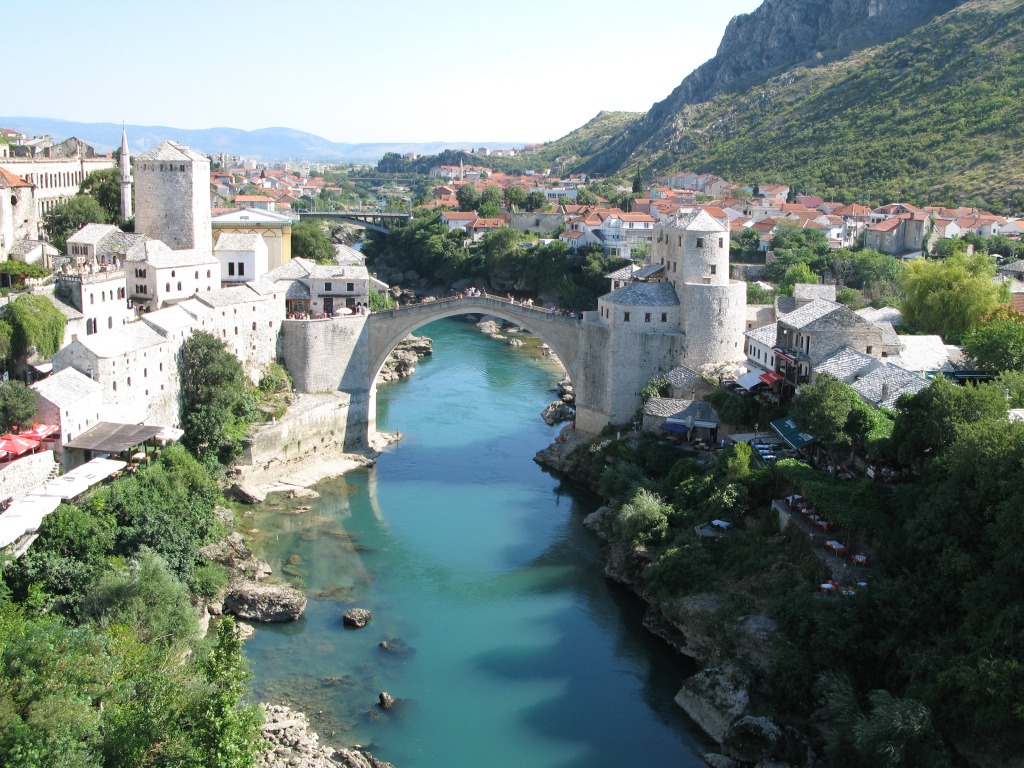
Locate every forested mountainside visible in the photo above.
<box><xmin>546</xmin><ymin>0</ymin><xmax>1024</xmax><ymax>210</ymax></box>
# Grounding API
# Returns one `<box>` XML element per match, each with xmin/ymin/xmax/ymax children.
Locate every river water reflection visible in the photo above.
<box><xmin>244</xmin><ymin>318</ymin><xmax>707</xmax><ymax>768</ymax></box>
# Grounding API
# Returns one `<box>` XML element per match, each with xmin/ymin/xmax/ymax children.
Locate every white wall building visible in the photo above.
<box><xmin>215</xmin><ymin>232</ymin><xmax>268</xmax><ymax>284</ymax></box>
<box><xmin>125</xmin><ymin>240</ymin><xmax>220</xmax><ymax>308</ymax></box>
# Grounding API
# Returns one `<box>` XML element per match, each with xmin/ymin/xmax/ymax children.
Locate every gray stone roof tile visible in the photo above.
<box><xmin>813</xmin><ymin>346</ymin><xmax>879</xmax><ymax>384</ymax></box>
<box><xmin>32</xmin><ymin>367</ymin><xmax>100</xmax><ymax>406</ymax></box>
<box><xmin>604</xmin><ymin>281</ymin><xmax>679</xmax><ymax>307</ymax></box>
<box><xmin>644</xmin><ymin>397</ymin><xmax>719</xmax><ymax>424</ymax></box>
<box><xmin>745</xmin><ymin>323</ymin><xmax>777</xmax><ymax>346</ymax></box>
<box><xmin>136</xmin><ymin>140</ymin><xmax>207</xmax><ymax>163</ymax></box>
<box><xmin>778</xmin><ymin>299</ymin><xmax>842</xmax><ymax>330</ymax></box>
<box><xmin>852</xmin><ymin>364</ymin><xmax>929</xmax><ymax>409</ymax></box>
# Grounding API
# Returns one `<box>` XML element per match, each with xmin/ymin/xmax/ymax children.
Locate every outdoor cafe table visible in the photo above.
<box><xmin>825</xmin><ymin>540</ymin><xmax>846</xmax><ymax>555</ymax></box>
<box><xmin>852</xmin><ymin>553</ymin><xmax>868</xmax><ymax>566</ymax></box>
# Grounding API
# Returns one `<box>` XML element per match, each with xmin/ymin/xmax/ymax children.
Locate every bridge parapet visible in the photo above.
<box><xmin>376</xmin><ymin>294</ymin><xmax>582</xmax><ymax>328</ymax></box>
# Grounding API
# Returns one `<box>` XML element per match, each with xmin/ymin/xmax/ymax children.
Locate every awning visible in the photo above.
<box><xmin>64</xmin><ymin>422</ymin><xmax>162</xmax><ymax>454</ymax></box>
<box><xmin>736</xmin><ymin>370</ymin><xmax>765</xmax><ymax>390</ymax></box>
<box><xmin>29</xmin><ymin>474</ymin><xmax>92</xmax><ymax>501</ymax></box>
<box><xmin>0</xmin><ymin>496</ymin><xmax>62</xmax><ymax>546</ymax></box>
<box><xmin>760</xmin><ymin>371</ymin><xmax>783</xmax><ymax>384</ymax></box>
<box><xmin>0</xmin><ymin>434</ymin><xmax>41</xmax><ymax>455</ymax></box>
<box><xmin>770</xmin><ymin>417</ymin><xmax>816</xmax><ymax>450</ymax></box>
<box><xmin>23</xmin><ymin>423</ymin><xmax>58</xmax><ymax>440</ymax></box>
<box><xmin>660</xmin><ymin>422</ymin><xmax>690</xmax><ymax>434</ymax></box>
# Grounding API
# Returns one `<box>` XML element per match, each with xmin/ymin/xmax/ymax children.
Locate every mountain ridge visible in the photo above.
<box><xmin>0</xmin><ymin>116</ymin><xmax>521</xmax><ymax>164</ymax></box>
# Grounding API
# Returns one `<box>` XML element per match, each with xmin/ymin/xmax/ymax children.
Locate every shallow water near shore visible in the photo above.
<box><xmin>244</xmin><ymin>318</ymin><xmax>708</xmax><ymax>767</ymax></box>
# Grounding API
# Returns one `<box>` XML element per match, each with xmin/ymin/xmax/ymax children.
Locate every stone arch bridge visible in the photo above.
<box><xmin>281</xmin><ymin>295</ymin><xmax>591</xmax><ymax>447</ymax></box>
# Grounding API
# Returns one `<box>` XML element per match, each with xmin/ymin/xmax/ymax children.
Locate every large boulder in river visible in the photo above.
<box><xmin>224</xmin><ymin>581</ymin><xmax>307</xmax><ymax>622</ymax></box>
<box><xmin>541</xmin><ymin>400</ymin><xmax>575</xmax><ymax>425</ymax></box>
<box><xmin>674</xmin><ymin>664</ymin><xmax>751</xmax><ymax>744</ymax></box>
<box><xmin>343</xmin><ymin>607</ymin><xmax>373</xmax><ymax>628</ymax></box>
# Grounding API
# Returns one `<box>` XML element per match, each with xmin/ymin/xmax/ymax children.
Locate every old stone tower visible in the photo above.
<box><xmin>134</xmin><ymin>140</ymin><xmax>211</xmax><ymax>252</ymax></box>
<box><xmin>574</xmin><ymin>209</ymin><xmax>746</xmax><ymax>433</ymax></box>
<box><xmin>118</xmin><ymin>126</ymin><xmax>133</xmax><ymax>221</ymax></box>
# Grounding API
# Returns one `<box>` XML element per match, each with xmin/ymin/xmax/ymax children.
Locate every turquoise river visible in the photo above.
<box><xmin>244</xmin><ymin>318</ymin><xmax>708</xmax><ymax>767</ymax></box>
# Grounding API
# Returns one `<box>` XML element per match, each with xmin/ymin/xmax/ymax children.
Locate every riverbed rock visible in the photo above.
<box><xmin>224</xmin><ymin>581</ymin><xmax>307</xmax><ymax>622</ymax></box>
<box><xmin>343</xmin><ymin>608</ymin><xmax>373</xmax><ymax>628</ymax></box>
<box><xmin>674</xmin><ymin>664</ymin><xmax>751</xmax><ymax>744</ymax></box>
<box><xmin>509</xmin><ymin>338</ymin><xmax>524</xmax><ymax>347</ymax></box>
<box><xmin>231</xmin><ymin>482</ymin><xmax>267</xmax><ymax>504</ymax></box>
<box><xmin>258</xmin><ymin>703</ymin><xmax>395</xmax><ymax>768</ymax></box>
<box><xmin>378</xmin><ymin>692</ymin><xmax>395</xmax><ymax>709</ymax></box>
<box><xmin>702</xmin><ymin>754</ymin><xmax>739</xmax><ymax>768</ymax></box>
<box><xmin>200</xmin><ymin>531</ymin><xmax>253</xmax><ymax>565</ymax></box>
<box><xmin>720</xmin><ymin>716</ymin><xmax>806</xmax><ymax>768</ymax></box>
<box><xmin>287</xmin><ymin>487</ymin><xmax>321</xmax><ymax>500</ymax></box>
<box><xmin>477</xmin><ymin>320</ymin><xmax>501</xmax><ymax>334</ymax></box>
<box><xmin>583</xmin><ymin>505</ymin><xmax>616</xmax><ymax>538</ymax></box>
<box><xmin>541</xmin><ymin>400</ymin><xmax>575</xmax><ymax>425</ymax></box>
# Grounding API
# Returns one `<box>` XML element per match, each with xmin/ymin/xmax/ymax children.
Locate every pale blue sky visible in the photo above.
<box><xmin>11</xmin><ymin>0</ymin><xmax>763</xmax><ymax>144</ymax></box>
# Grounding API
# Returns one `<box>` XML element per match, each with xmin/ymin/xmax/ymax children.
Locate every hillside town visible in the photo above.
<box><xmin>2</xmin><ymin>125</ymin><xmax>1024</xmax><ymax>556</ymax></box>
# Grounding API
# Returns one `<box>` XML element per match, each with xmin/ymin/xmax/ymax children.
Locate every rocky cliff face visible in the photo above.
<box><xmin>587</xmin><ymin>0</ymin><xmax>967</xmax><ymax>173</ymax></box>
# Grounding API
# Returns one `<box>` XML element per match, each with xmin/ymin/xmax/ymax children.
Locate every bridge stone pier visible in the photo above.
<box><xmin>280</xmin><ymin>295</ymin><xmax>590</xmax><ymax>448</ymax></box>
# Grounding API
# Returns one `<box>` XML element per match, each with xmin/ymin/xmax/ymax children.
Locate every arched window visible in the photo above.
<box><xmin>252</xmin><ymin>322</ymin><xmax>257</xmax><ymax>330</ymax></box>
<box><xmin>207</xmin><ymin>270</ymin><xmax>211</xmax><ymax>278</ymax></box>
<box><xmin>127</xmin><ymin>377</ymin><xmax>131</xmax><ymax>386</ymax></box>
<box><xmin>108</xmin><ymin>317</ymin><xmax>113</xmax><ymax>329</ymax></box>
<box><xmin>90</xmin><ymin>294</ymin><xmax>94</xmax><ymax>304</ymax></box>
<box><xmin>144</xmin><ymin>368</ymin><xmax>147</xmax><ymax>378</ymax></box>
<box><xmin>177</xmin><ymin>281</ymin><xmax>182</xmax><ymax>291</ymax></box>
<box><xmin>165</xmin><ymin>283</ymin><xmax>171</xmax><ymax>292</ymax></box>
<box><xmin>195</xmin><ymin>270</ymin><xmax>199</xmax><ymax>279</ymax></box>
<box><xmin>171</xmin><ymin>270</ymin><xmax>176</xmax><ymax>277</ymax></box>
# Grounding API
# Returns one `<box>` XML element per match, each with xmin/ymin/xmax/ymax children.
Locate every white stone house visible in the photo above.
<box><xmin>125</xmin><ymin>240</ymin><xmax>221</xmax><ymax>309</ymax></box>
<box><xmin>215</xmin><ymin>232</ymin><xmax>268</xmax><ymax>284</ymax></box>
<box><xmin>440</xmin><ymin>211</ymin><xmax>477</xmax><ymax>231</ymax></box>
<box><xmin>0</xmin><ymin>167</ymin><xmax>39</xmax><ymax>258</ymax></box>
<box><xmin>51</xmin><ymin>322</ymin><xmax>183</xmax><ymax>429</ymax></box>
<box><xmin>54</xmin><ymin>269</ymin><xmax>133</xmax><ymax>338</ymax></box>
<box><xmin>31</xmin><ymin>368</ymin><xmax>103</xmax><ymax>463</ymax></box>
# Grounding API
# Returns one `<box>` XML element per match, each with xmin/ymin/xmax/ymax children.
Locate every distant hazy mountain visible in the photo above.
<box><xmin>0</xmin><ymin>117</ymin><xmax>518</xmax><ymax>164</ymax></box>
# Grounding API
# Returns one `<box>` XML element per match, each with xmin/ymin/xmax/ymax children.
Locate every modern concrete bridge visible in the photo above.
<box><xmin>297</xmin><ymin>210</ymin><xmax>412</xmax><ymax>234</ymax></box>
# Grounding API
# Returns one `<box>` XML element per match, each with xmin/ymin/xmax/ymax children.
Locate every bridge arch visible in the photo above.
<box><xmin>364</xmin><ymin>296</ymin><xmax>583</xmax><ymax>441</ymax></box>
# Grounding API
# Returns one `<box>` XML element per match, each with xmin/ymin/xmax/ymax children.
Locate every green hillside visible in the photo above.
<box><xmin>579</xmin><ymin>0</ymin><xmax>1024</xmax><ymax>211</ymax></box>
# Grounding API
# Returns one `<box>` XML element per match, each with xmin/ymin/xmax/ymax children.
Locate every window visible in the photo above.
<box><xmin>144</xmin><ymin>368</ymin><xmax>147</xmax><ymax>378</ymax></box>
<box><xmin>177</xmin><ymin>281</ymin><xmax>182</xmax><ymax>291</ymax></box>
<box><xmin>112</xmin><ymin>382</ymin><xmax>116</xmax><ymax>392</ymax></box>
<box><xmin>90</xmin><ymin>294</ymin><xmax>94</xmax><ymax>305</ymax></box>
<box><xmin>661</xmin><ymin>313</ymin><xmax>667</xmax><ymax>322</ymax></box>
<box><xmin>159</xmin><ymin>362</ymin><xmax>163</xmax><ymax>371</ymax></box>
<box><xmin>108</xmin><ymin>317</ymin><xmax>113</xmax><ymax>329</ymax></box>
<box><xmin>325</xmin><ymin>282</ymin><xmax>333</xmax><ymax>292</ymax></box>
<box><xmin>347</xmin><ymin>282</ymin><xmax>354</xmax><ymax>292</ymax></box>
<box><xmin>696</xmin><ymin>238</ymin><xmax>704</xmax><ymax>248</ymax></box>
<box><xmin>228</xmin><ymin>263</ymin><xmax>235</xmax><ymax>276</ymax></box>
<box><xmin>645</xmin><ymin>313</ymin><xmax>651</xmax><ymax>322</ymax></box>
<box><xmin>678</xmin><ymin>236</ymin><xmax>682</xmax><ymax>246</ymax></box>
<box><xmin>127</xmin><ymin>377</ymin><xmax>131</xmax><ymax>386</ymax></box>
<box><xmin>171</xmin><ymin>270</ymin><xmax>176</xmax><ymax>277</ymax></box>
<box><xmin>238</xmin><ymin>262</ymin><xmax>245</xmax><ymax>276</ymax></box>
<box><xmin>710</xmin><ymin>265</ymin><xmax>716</xmax><ymax>275</ymax></box>
<box><xmin>252</xmin><ymin>322</ymin><xmax>257</xmax><ymax>330</ymax></box>
<box><xmin>623</xmin><ymin>312</ymin><xmax>631</xmax><ymax>322</ymax></box>
<box><xmin>207</xmin><ymin>270</ymin><xmax>211</xmax><ymax>278</ymax></box>
<box><xmin>866</xmin><ymin>346</ymin><xmax>873</xmax><ymax>354</ymax></box>
<box><xmin>165</xmin><ymin>283</ymin><xmax>171</xmax><ymax>292</ymax></box>
<box><xmin>719</xmin><ymin>238</ymin><xmax>724</xmax><ymax>248</ymax></box>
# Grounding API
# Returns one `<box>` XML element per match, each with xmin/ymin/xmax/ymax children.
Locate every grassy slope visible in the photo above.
<box><xmin>579</xmin><ymin>0</ymin><xmax>1024</xmax><ymax>210</ymax></box>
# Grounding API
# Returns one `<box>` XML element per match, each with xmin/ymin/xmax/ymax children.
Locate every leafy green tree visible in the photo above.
<box><xmin>890</xmin><ymin>376</ymin><xmax>1007</xmax><ymax>465</ymax></box>
<box><xmin>731</xmin><ymin>228</ymin><xmax>762</xmax><ymax>261</ymax></box>
<box><xmin>368</xmin><ymin>290</ymin><xmax>396</xmax><ymax>311</ymax></box>
<box><xmin>43</xmin><ymin>194</ymin><xmax>109</xmax><ymax>253</ymax></box>
<box><xmin>180</xmin><ymin>331</ymin><xmax>248</xmax><ymax>466</ymax></box>
<box><xmin>962</xmin><ymin>308</ymin><xmax>1024</xmax><ymax>373</ymax></box>
<box><xmin>613</xmin><ymin>488</ymin><xmax>671</xmax><ymax>547</ymax></box>
<box><xmin>524</xmin><ymin>191</ymin><xmax>548</xmax><ymax>212</ymax></box>
<box><xmin>0</xmin><ymin>380</ymin><xmax>37</xmax><ymax>431</ymax></box>
<box><xmin>899</xmin><ymin>253</ymin><xmax>1008</xmax><ymax>342</ymax></box>
<box><xmin>4</xmin><ymin>293</ymin><xmax>68</xmax><ymax>361</ymax></box>
<box><xmin>79</xmin><ymin>167</ymin><xmax>123</xmax><ymax>224</ymax></box>
<box><xmin>631</xmin><ymin>241</ymin><xmax>651</xmax><ymax>264</ymax></box>
<box><xmin>186</xmin><ymin>618</ymin><xmax>263</xmax><ymax>768</ymax></box>
<box><xmin>456</xmin><ymin>184</ymin><xmax>480</xmax><ymax>212</ymax></box>
<box><xmin>575</xmin><ymin>187</ymin><xmax>599</xmax><ymax>205</ymax></box>
<box><xmin>791</xmin><ymin>373</ymin><xmax>868</xmax><ymax>456</ymax></box>
<box><xmin>290</xmin><ymin>219</ymin><xmax>335</xmax><ymax>264</ymax></box>
<box><xmin>503</xmin><ymin>185</ymin><xmax>526</xmax><ymax>211</ymax></box>
<box><xmin>747</xmin><ymin>281</ymin><xmax>775</xmax><ymax>304</ymax></box>
<box><xmin>778</xmin><ymin>262</ymin><xmax>818</xmax><ymax>296</ymax></box>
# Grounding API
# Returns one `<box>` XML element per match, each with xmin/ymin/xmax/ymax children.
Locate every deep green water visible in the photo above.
<box><xmin>244</xmin><ymin>318</ymin><xmax>707</xmax><ymax>768</ymax></box>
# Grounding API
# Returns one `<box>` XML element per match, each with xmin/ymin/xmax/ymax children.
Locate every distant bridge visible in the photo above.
<box><xmin>298</xmin><ymin>210</ymin><xmax>412</xmax><ymax>234</ymax></box>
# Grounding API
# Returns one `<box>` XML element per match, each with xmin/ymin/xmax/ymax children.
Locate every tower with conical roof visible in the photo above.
<box><xmin>119</xmin><ymin>126</ymin><xmax>133</xmax><ymax>221</ymax></box>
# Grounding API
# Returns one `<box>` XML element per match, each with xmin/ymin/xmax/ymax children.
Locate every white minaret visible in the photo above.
<box><xmin>119</xmin><ymin>125</ymin><xmax>133</xmax><ymax>221</ymax></box>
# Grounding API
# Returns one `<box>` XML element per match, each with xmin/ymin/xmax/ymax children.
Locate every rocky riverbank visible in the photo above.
<box><xmin>258</xmin><ymin>704</ymin><xmax>395</xmax><ymax>768</ymax></box>
<box><xmin>377</xmin><ymin>334</ymin><xmax>433</xmax><ymax>383</ymax></box>
<box><xmin>536</xmin><ymin>429</ymin><xmax>807</xmax><ymax>768</ymax></box>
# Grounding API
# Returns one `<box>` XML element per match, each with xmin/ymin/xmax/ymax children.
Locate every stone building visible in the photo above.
<box><xmin>263</xmin><ymin>257</ymin><xmax>373</xmax><ymax>316</ymax></box>
<box><xmin>134</xmin><ymin>141</ymin><xmax>212</xmax><ymax>253</ymax></box>
<box><xmin>574</xmin><ymin>209</ymin><xmax>747</xmax><ymax>432</ymax></box>
<box><xmin>0</xmin><ymin>167</ymin><xmax>39</xmax><ymax>258</ymax></box>
<box><xmin>125</xmin><ymin>240</ymin><xmax>220</xmax><ymax>309</ymax></box>
<box><xmin>211</xmin><ymin>207</ymin><xmax>295</xmax><ymax>271</ymax></box>
<box><xmin>31</xmin><ymin>368</ymin><xmax>103</xmax><ymax>463</ymax></box>
<box><xmin>0</xmin><ymin>138</ymin><xmax>114</xmax><ymax>218</ymax></box>
<box><xmin>215</xmin><ymin>232</ymin><xmax>268</xmax><ymax>284</ymax></box>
